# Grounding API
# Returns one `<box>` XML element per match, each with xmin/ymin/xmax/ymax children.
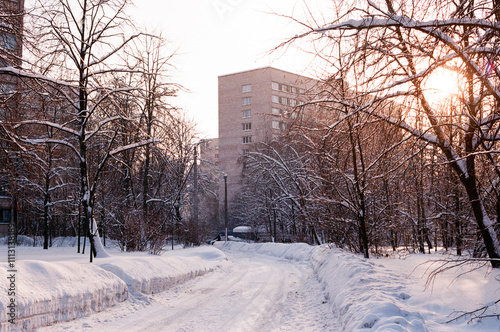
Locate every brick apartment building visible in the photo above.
<box><xmin>217</xmin><ymin>67</ymin><xmax>317</xmax><ymax>215</ymax></box>
<box><xmin>0</xmin><ymin>0</ymin><xmax>24</xmax><ymax>237</ymax></box>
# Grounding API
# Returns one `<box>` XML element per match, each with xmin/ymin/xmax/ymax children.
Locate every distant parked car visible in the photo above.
<box><xmin>208</xmin><ymin>230</ymin><xmax>234</xmax><ymax>245</ymax></box>
<box><xmin>232</xmin><ymin>226</ymin><xmax>256</xmax><ymax>241</ymax></box>
<box><xmin>219</xmin><ymin>230</ymin><xmax>233</xmax><ymax>237</ymax></box>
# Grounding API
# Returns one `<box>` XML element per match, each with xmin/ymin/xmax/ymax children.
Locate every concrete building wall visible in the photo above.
<box><xmin>0</xmin><ymin>0</ymin><xmax>24</xmax><ymax>67</ymax></box>
<box><xmin>0</xmin><ymin>0</ymin><xmax>24</xmax><ymax>237</ymax></box>
<box><xmin>218</xmin><ymin>67</ymin><xmax>317</xmax><ymax>214</ymax></box>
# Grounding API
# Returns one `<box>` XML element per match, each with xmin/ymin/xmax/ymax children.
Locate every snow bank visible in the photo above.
<box><xmin>0</xmin><ymin>235</ymin><xmax>36</xmax><ymax>246</ymax></box>
<box><xmin>97</xmin><ymin>247</ymin><xmax>228</xmax><ymax>295</ymax></box>
<box><xmin>314</xmin><ymin>249</ymin><xmax>428</xmax><ymax>332</ymax></box>
<box><xmin>216</xmin><ymin>241</ymin><xmax>318</xmax><ymax>261</ymax></box>
<box><xmin>0</xmin><ymin>245</ymin><xmax>228</xmax><ymax>331</ymax></box>
<box><xmin>0</xmin><ymin>260</ymin><xmax>127</xmax><ymax>332</ymax></box>
<box><xmin>218</xmin><ymin>242</ymin><xmax>497</xmax><ymax>331</ymax></box>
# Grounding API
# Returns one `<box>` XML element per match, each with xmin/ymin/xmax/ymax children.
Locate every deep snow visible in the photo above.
<box><xmin>0</xmin><ymin>238</ymin><xmax>499</xmax><ymax>331</ymax></box>
<box><xmin>218</xmin><ymin>242</ymin><xmax>500</xmax><ymax>331</ymax></box>
<box><xmin>0</xmin><ymin>240</ymin><xmax>227</xmax><ymax>331</ymax></box>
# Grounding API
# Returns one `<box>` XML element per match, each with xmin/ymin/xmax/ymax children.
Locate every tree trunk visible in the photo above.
<box><xmin>358</xmin><ymin>210</ymin><xmax>369</xmax><ymax>258</ymax></box>
<box><xmin>462</xmin><ymin>176</ymin><xmax>500</xmax><ymax>267</ymax></box>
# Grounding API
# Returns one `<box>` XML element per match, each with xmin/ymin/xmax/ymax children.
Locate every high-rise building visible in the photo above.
<box><xmin>217</xmin><ymin>67</ymin><xmax>317</xmax><ymax>213</ymax></box>
<box><xmin>0</xmin><ymin>0</ymin><xmax>23</xmax><ymax>68</ymax></box>
<box><xmin>0</xmin><ymin>0</ymin><xmax>24</xmax><ymax>236</ymax></box>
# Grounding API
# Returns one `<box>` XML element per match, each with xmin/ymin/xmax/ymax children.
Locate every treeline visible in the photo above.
<box><xmin>234</xmin><ymin>0</ymin><xmax>500</xmax><ymax>268</ymax></box>
<box><xmin>236</xmin><ymin>92</ymin><xmax>478</xmax><ymax>258</ymax></box>
<box><xmin>0</xmin><ymin>0</ymin><xmax>218</xmax><ymax>256</ymax></box>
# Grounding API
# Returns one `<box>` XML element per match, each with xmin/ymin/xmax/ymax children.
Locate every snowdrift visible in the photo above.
<box><xmin>0</xmin><ymin>246</ymin><xmax>228</xmax><ymax>331</ymax></box>
<box><xmin>98</xmin><ymin>248</ymin><xmax>227</xmax><ymax>295</ymax></box>
<box><xmin>216</xmin><ymin>241</ymin><xmax>499</xmax><ymax>332</ymax></box>
<box><xmin>0</xmin><ymin>260</ymin><xmax>128</xmax><ymax>331</ymax></box>
<box><xmin>314</xmin><ymin>249</ymin><xmax>427</xmax><ymax>331</ymax></box>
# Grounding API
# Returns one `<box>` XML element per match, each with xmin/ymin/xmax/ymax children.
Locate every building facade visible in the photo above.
<box><xmin>0</xmin><ymin>0</ymin><xmax>24</xmax><ymax>237</ymax></box>
<box><xmin>0</xmin><ymin>0</ymin><xmax>23</xmax><ymax>68</ymax></box>
<box><xmin>217</xmin><ymin>67</ymin><xmax>317</xmax><ymax>213</ymax></box>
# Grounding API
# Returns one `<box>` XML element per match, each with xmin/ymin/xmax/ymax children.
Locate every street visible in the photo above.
<box><xmin>39</xmin><ymin>251</ymin><xmax>338</xmax><ymax>331</ymax></box>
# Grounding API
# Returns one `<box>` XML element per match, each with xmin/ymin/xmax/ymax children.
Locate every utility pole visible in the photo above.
<box><xmin>224</xmin><ymin>174</ymin><xmax>228</xmax><ymax>242</ymax></box>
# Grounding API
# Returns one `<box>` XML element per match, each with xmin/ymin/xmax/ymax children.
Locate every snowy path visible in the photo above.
<box><xmin>38</xmin><ymin>251</ymin><xmax>338</xmax><ymax>331</ymax></box>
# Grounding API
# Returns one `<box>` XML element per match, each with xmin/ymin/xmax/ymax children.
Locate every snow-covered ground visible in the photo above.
<box><xmin>1</xmin><ymin>238</ymin><xmax>499</xmax><ymax>331</ymax></box>
<box><xmin>0</xmin><ymin>240</ymin><xmax>228</xmax><ymax>331</ymax></box>
<box><xmin>219</xmin><ymin>242</ymin><xmax>500</xmax><ymax>331</ymax></box>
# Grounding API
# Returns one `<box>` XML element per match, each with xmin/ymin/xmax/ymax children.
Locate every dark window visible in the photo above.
<box><xmin>1</xmin><ymin>209</ymin><xmax>11</xmax><ymax>224</ymax></box>
<box><xmin>0</xmin><ymin>83</ymin><xmax>15</xmax><ymax>96</ymax></box>
<box><xmin>0</xmin><ymin>184</ymin><xmax>7</xmax><ymax>196</ymax></box>
<box><xmin>0</xmin><ymin>32</ymin><xmax>16</xmax><ymax>50</ymax></box>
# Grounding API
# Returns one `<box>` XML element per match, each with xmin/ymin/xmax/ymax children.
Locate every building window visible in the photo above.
<box><xmin>272</xmin><ymin>95</ymin><xmax>297</xmax><ymax>106</ymax></box>
<box><xmin>242</xmin><ymin>109</ymin><xmax>251</xmax><ymax>118</ymax></box>
<box><xmin>0</xmin><ymin>184</ymin><xmax>7</xmax><ymax>196</ymax></box>
<box><xmin>0</xmin><ymin>32</ymin><xmax>16</xmax><ymax>50</ymax></box>
<box><xmin>0</xmin><ymin>83</ymin><xmax>15</xmax><ymax>96</ymax></box>
<box><xmin>242</xmin><ymin>84</ymin><xmax>252</xmax><ymax>93</ymax></box>
<box><xmin>272</xmin><ymin>121</ymin><xmax>287</xmax><ymax>130</ymax></box>
<box><xmin>0</xmin><ymin>21</ymin><xmax>12</xmax><ymax>29</ymax></box>
<box><xmin>272</xmin><ymin>82</ymin><xmax>301</xmax><ymax>94</ymax></box>
<box><xmin>272</xmin><ymin>108</ymin><xmax>282</xmax><ymax>115</ymax></box>
<box><xmin>1</xmin><ymin>209</ymin><xmax>11</xmax><ymax>224</ymax></box>
<box><xmin>242</xmin><ymin>123</ymin><xmax>251</xmax><ymax>131</ymax></box>
<box><xmin>242</xmin><ymin>97</ymin><xmax>251</xmax><ymax>106</ymax></box>
<box><xmin>242</xmin><ymin>136</ymin><xmax>252</xmax><ymax>144</ymax></box>
<box><xmin>272</xmin><ymin>81</ymin><xmax>305</xmax><ymax>96</ymax></box>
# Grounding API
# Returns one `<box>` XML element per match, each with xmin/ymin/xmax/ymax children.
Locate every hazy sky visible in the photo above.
<box><xmin>133</xmin><ymin>0</ymin><xmax>331</xmax><ymax>138</ymax></box>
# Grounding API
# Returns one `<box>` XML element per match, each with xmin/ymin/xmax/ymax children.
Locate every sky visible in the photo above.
<box><xmin>133</xmin><ymin>0</ymin><xmax>331</xmax><ymax>139</ymax></box>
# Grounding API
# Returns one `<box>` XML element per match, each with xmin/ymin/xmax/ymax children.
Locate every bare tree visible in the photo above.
<box><xmin>290</xmin><ymin>0</ymin><xmax>500</xmax><ymax>267</ymax></box>
<box><xmin>5</xmin><ymin>0</ymin><xmax>155</xmax><ymax>260</ymax></box>
<box><xmin>128</xmin><ymin>33</ymin><xmax>178</xmax><ymax>249</ymax></box>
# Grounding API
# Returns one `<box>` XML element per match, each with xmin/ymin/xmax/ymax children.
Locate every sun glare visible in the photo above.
<box><xmin>423</xmin><ymin>68</ymin><xmax>460</xmax><ymax>106</ymax></box>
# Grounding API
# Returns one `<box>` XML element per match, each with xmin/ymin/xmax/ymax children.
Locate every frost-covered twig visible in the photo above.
<box><xmin>446</xmin><ymin>298</ymin><xmax>500</xmax><ymax>324</ymax></box>
<box><xmin>422</xmin><ymin>257</ymin><xmax>492</xmax><ymax>291</ymax></box>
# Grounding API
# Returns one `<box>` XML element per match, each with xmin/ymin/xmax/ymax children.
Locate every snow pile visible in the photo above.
<box><xmin>0</xmin><ymin>260</ymin><xmax>128</xmax><ymax>332</ymax></box>
<box><xmin>216</xmin><ymin>241</ymin><xmax>318</xmax><ymax>261</ymax></box>
<box><xmin>217</xmin><ymin>241</ymin><xmax>500</xmax><ymax>332</ymax></box>
<box><xmin>0</xmin><ymin>245</ymin><xmax>228</xmax><ymax>331</ymax></box>
<box><xmin>314</xmin><ymin>249</ymin><xmax>427</xmax><ymax>331</ymax></box>
<box><xmin>0</xmin><ymin>235</ymin><xmax>35</xmax><ymax>246</ymax></box>
<box><xmin>98</xmin><ymin>247</ymin><xmax>228</xmax><ymax>294</ymax></box>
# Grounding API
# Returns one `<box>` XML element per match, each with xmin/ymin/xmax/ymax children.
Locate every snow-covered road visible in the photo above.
<box><xmin>39</xmin><ymin>251</ymin><xmax>338</xmax><ymax>331</ymax></box>
<box><xmin>5</xmin><ymin>241</ymin><xmax>500</xmax><ymax>331</ymax></box>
